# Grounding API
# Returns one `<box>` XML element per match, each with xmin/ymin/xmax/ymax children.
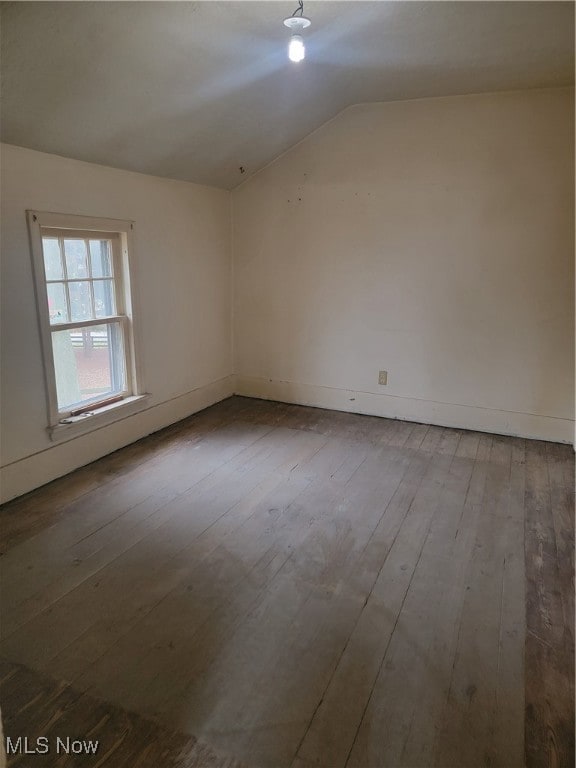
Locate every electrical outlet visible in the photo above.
<box><xmin>379</xmin><ymin>370</ymin><xmax>388</xmax><ymax>386</ymax></box>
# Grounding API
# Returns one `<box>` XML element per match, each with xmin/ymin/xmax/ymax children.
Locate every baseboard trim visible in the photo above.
<box><xmin>0</xmin><ymin>376</ymin><xmax>235</xmax><ymax>503</ymax></box>
<box><xmin>3</xmin><ymin>373</ymin><xmax>570</xmax><ymax>503</ymax></box>
<box><xmin>235</xmin><ymin>376</ymin><xmax>574</xmax><ymax>444</ymax></box>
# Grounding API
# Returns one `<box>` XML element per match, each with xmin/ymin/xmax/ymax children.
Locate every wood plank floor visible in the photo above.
<box><xmin>0</xmin><ymin>396</ymin><xmax>573</xmax><ymax>768</ymax></box>
<box><xmin>0</xmin><ymin>659</ymin><xmax>246</xmax><ymax>768</ymax></box>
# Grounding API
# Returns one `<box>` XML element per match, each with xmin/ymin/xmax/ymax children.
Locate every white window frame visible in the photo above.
<box><xmin>27</xmin><ymin>211</ymin><xmax>148</xmax><ymax>441</ymax></box>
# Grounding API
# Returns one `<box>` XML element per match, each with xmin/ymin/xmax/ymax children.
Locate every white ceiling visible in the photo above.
<box><xmin>1</xmin><ymin>1</ymin><xmax>573</xmax><ymax>189</ymax></box>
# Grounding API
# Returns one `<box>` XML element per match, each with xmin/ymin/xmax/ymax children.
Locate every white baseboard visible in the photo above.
<box><xmin>3</xmin><ymin>373</ymin><xmax>571</xmax><ymax>503</ymax></box>
<box><xmin>0</xmin><ymin>375</ymin><xmax>235</xmax><ymax>503</ymax></box>
<box><xmin>235</xmin><ymin>375</ymin><xmax>574</xmax><ymax>444</ymax></box>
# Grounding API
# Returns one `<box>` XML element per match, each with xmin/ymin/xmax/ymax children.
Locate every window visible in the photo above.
<box><xmin>28</xmin><ymin>212</ymin><xmax>145</xmax><ymax>437</ymax></box>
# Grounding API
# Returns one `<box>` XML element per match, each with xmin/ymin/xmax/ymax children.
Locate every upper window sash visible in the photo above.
<box><xmin>40</xmin><ymin>230</ymin><xmax>123</xmax><ymax>323</ymax></box>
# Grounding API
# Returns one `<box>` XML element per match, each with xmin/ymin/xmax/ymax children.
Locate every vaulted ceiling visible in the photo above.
<box><xmin>1</xmin><ymin>1</ymin><xmax>573</xmax><ymax>189</ymax></box>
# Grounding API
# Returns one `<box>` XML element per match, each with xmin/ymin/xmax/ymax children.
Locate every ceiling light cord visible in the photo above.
<box><xmin>291</xmin><ymin>1</ymin><xmax>304</xmax><ymax>18</ymax></box>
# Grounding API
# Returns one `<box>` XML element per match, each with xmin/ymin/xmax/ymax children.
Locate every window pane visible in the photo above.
<box><xmin>52</xmin><ymin>323</ymin><xmax>126</xmax><ymax>410</ymax></box>
<box><xmin>47</xmin><ymin>282</ymin><xmax>69</xmax><ymax>324</ymax></box>
<box><xmin>69</xmin><ymin>281</ymin><xmax>93</xmax><ymax>321</ymax></box>
<box><xmin>89</xmin><ymin>240</ymin><xmax>113</xmax><ymax>278</ymax></box>
<box><xmin>42</xmin><ymin>238</ymin><xmax>63</xmax><ymax>280</ymax></box>
<box><xmin>64</xmin><ymin>239</ymin><xmax>89</xmax><ymax>279</ymax></box>
<box><xmin>93</xmin><ymin>279</ymin><xmax>116</xmax><ymax>318</ymax></box>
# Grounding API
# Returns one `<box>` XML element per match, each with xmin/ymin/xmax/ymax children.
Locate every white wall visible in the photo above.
<box><xmin>233</xmin><ymin>88</ymin><xmax>575</xmax><ymax>443</ymax></box>
<box><xmin>1</xmin><ymin>144</ymin><xmax>232</xmax><ymax>502</ymax></box>
<box><xmin>1</xmin><ymin>87</ymin><xmax>574</xmax><ymax>502</ymax></box>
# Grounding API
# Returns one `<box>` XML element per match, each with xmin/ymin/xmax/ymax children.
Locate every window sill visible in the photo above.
<box><xmin>48</xmin><ymin>394</ymin><xmax>151</xmax><ymax>443</ymax></box>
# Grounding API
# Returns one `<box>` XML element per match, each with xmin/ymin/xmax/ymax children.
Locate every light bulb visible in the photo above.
<box><xmin>283</xmin><ymin>14</ymin><xmax>310</xmax><ymax>62</ymax></box>
<box><xmin>288</xmin><ymin>34</ymin><xmax>305</xmax><ymax>62</ymax></box>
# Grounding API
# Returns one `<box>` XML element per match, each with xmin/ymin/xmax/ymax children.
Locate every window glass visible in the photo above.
<box><xmin>69</xmin><ymin>281</ymin><xmax>93</xmax><ymax>322</ymax></box>
<box><xmin>47</xmin><ymin>282</ymin><xmax>69</xmax><ymax>324</ymax></box>
<box><xmin>93</xmin><ymin>279</ymin><xmax>116</xmax><ymax>318</ymax></box>
<box><xmin>42</xmin><ymin>238</ymin><xmax>63</xmax><ymax>280</ymax></box>
<box><xmin>64</xmin><ymin>239</ymin><xmax>89</xmax><ymax>279</ymax></box>
<box><xmin>51</xmin><ymin>323</ymin><xmax>126</xmax><ymax>410</ymax></box>
<box><xmin>89</xmin><ymin>240</ymin><xmax>113</xmax><ymax>278</ymax></box>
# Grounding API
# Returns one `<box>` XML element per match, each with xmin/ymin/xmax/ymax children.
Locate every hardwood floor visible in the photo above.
<box><xmin>0</xmin><ymin>659</ymin><xmax>246</xmax><ymax>768</ymax></box>
<box><xmin>0</xmin><ymin>396</ymin><xmax>573</xmax><ymax>768</ymax></box>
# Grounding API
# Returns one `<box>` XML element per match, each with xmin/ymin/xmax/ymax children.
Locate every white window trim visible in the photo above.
<box><xmin>27</xmin><ymin>211</ymin><xmax>148</xmax><ymax>441</ymax></box>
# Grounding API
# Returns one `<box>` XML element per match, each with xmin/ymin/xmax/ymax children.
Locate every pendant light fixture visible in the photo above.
<box><xmin>283</xmin><ymin>1</ymin><xmax>311</xmax><ymax>63</ymax></box>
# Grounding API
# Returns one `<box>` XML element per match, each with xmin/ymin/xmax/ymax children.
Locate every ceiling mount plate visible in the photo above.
<box><xmin>283</xmin><ymin>16</ymin><xmax>311</xmax><ymax>30</ymax></box>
